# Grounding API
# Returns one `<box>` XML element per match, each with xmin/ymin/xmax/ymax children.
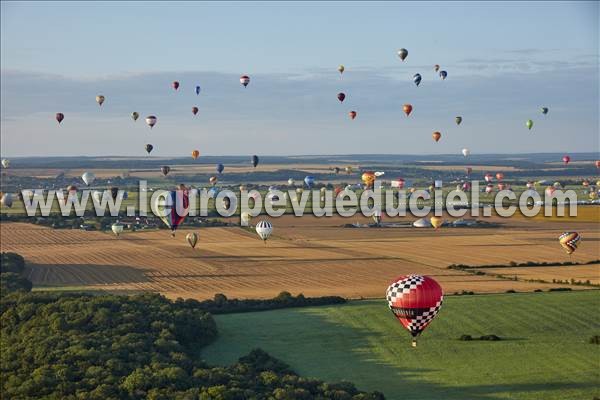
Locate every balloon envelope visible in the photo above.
<box><xmin>195</xmin><ymin>85</ymin><xmax>201</xmax><ymax>95</ymax></box>
<box><xmin>430</xmin><ymin>216</ymin><xmax>443</xmax><ymax>229</ymax></box>
<box><xmin>397</xmin><ymin>48</ymin><xmax>408</xmax><ymax>61</ymax></box>
<box><xmin>432</xmin><ymin>132</ymin><xmax>441</xmax><ymax>142</ymax></box>
<box><xmin>255</xmin><ymin>220</ymin><xmax>273</xmax><ymax>241</ymax></box>
<box><xmin>96</xmin><ymin>95</ymin><xmax>105</xmax><ymax>106</ymax></box>
<box><xmin>81</xmin><ymin>172</ymin><xmax>95</xmax><ymax>186</ymax></box>
<box><xmin>146</xmin><ymin>115</ymin><xmax>157</xmax><ymax>129</ymax></box>
<box><xmin>403</xmin><ymin>104</ymin><xmax>413</xmax><ymax>116</ymax></box>
<box><xmin>304</xmin><ymin>176</ymin><xmax>315</xmax><ymax>187</ymax></box>
<box><xmin>186</xmin><ymin>232</ymin><xmax>199</xmax><ymax>249</ymax></box>
<box><xmin>56</xmin><ymin>113</ymin><xmax>65</xmax><ymax>124</ymax></box>
<box><xmin>145</xmin><ymin>144</ymin><xmax>154</xmax><ymax>154</ymax></box>
<box><xmin>111</xmin><ymin>223</ymin><xmax>124</xmax><ymax>236</ymax></box>
<box><xmin>240</xmin><ymin>75</ymin><xmax>250</xmax><ymax>87</ymax></box>
<box><xmin>413</xmin><ymin>73</ymin><xmax>422</xmax><ymax>86</ymax></box>
<box><xmin>559</xmin><ymin>232</ymin><xmax>580</xmax><ymax>254</ymax></box>
<box><xmin>455</xmin><ymin>116</ymin><xmax>462</xmax><ymax>125</ymax></box>
<box><xmin>216</xmin><ymin>163</ymin><xmax>224</xmax><ymax>174</ymax></box>
<box><xmin>192</xmin><ymin>150</ymin><xmax>200</xmax><ymax>159</ymax></box>
<box><xmin>161</xmin><ymin>166</ymin><xmax>170</xmax><ymax>176</ymax></box>
<box><xmin>131</xmin><ymin>112</ymin><xmax>139</xmax><ymax>121</ymax></box>
<box><xmin>153</xmin><ymin>190</ymin><xmax>189</xmax><ymax>235</ymax></box>
<box><xmin>337</xmin><ymin>92</ymin><xmax>346</xmax><ymax>102</ymax></box>
<box><xmin>349</xmin><ymin>111</ymin><xmax>357</xmax><ymax>120</ymax></box>
<box><xmin>252</xmin><ymin>155</ymin><xmax>259</xmax><ymax>168</ymax></box>
<box><xmin>526</xmin><ymin>119</ymin><xmax>533</xmax><ymax>130</ymax></box>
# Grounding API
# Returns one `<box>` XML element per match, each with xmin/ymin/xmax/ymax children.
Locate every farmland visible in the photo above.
<box><xmin>202</xmin><ymin>291</ymin><xmax>600</xmax><ymax>400</ymax></box>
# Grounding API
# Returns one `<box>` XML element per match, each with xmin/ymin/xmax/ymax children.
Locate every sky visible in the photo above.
<box><xmin>1</xmin><ymin>1</ymin><xmax>598</xmax><ymax>157</ymax></box>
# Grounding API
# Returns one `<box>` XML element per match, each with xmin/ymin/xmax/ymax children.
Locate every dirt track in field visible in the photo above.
<box><xmin>1</xmin><ymin>214</ymin><xmax>598</xmax><ymax>300</ymax></box>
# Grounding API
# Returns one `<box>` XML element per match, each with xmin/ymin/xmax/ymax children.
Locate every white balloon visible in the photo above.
<box><xmin>255</xmin><ymin>220</ymin><xmax>273</xmax><ymax>241</ymax></box>
<box><xmin>82</xmin><ymin>172</ymin><xmax>96</xmax><ymax>186</ymax></box>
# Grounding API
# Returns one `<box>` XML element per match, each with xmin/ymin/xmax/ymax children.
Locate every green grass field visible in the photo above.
<box><xmin>202</xmin><ymin>291</ymin><xmax>600</xmax><ymax>400</ymax></box>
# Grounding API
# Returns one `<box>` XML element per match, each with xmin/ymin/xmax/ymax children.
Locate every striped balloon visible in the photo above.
<box><xmin>255</xmin><ymin>220</ymin><xmax>273</xmax><ymax>242</ymax></box>
<box><xmin>559</xmin><ymin>232</ymin><xmax>581</xmax><ymax>255</ymax></box>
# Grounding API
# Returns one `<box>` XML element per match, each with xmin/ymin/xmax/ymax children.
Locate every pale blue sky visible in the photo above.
<box><xmin>1</xmin><ymin>1</ymin><xmax>598</xmax><ymax>157</ymax></box>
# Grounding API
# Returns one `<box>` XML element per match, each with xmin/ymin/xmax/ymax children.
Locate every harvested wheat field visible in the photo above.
<box><xmin>1</xmin><ymin>215</ymin><xmax>598</xmax><ymax>300</ymax></box>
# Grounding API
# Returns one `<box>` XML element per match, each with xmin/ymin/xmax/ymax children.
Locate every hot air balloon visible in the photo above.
<box><xmin>541</xmin><ymin>107</ymin><xmax>549</xmax><ymax>115</ymax></box>
<box><xmin>216</xmin><ymin>163</ymin><xmax>224</xmax><ymax>174</ymax></box>
<box><xmin>484</xmin><ymin>173</ymin><xmax>493</xmax><ymax>183</ymax></box>
<box><xmin>526</xmin><ymin>181</ymin><xmax>535</xmax><ymax>189</ymax></box>
<box><xmin>455</xmin><ymin>116</ymin><xmax>462</xmax><ymax>125</ymax></box>
<box><xmin>96</xmin><ymin>95</ymin><xmax>105</xmax><ymax>106</ymax></box>
<box><xmin>1</xmin><ymin>193</ymin><xmax>13</xmax><ymax>208</ymax></box>
<box><xmin>333</xmin><ymin>167</ymin><xmax>341</xmax><ymax>174</ymax></box>
<box><xmin>432</xmin><ymin>132</ymin><xmax>441</xmax><ymax>142</ymax></box>
<box><xmin>304</xmin><ymin>176</ymin><xmax>315</xmax><ymax>188</ymax></box>
<box><xmin>192</xmin><ymin>107</ymin><xmax>199</xmax><ymax>115</ymax></box>
<box><xmin>131</xmin><ymin>111</ymin><xmax>139</xmax><ymax>121</ymax></box>
<box><xmin>462</xmin><ymin>182</ymin><xmax>472</xmax><ymax>191</ymax></box>
<box><xmin>56</xmin><ymin>113</ymin><xmax>64</xmax><ymax>124</ymax></box>
<box><xmin>240</xmin><ymin>75</ymin><xmax>250</xmax><ymax>87</ymax></box>
<box><xmin>562</xmin><ymin>155</ymin><xmax>571</xmax><ymax>165</ymax></box>
<box><xmin>172</xmin><ymin>81</ymin><xmax>180</xmax><ymax>91</ymax></box>
<box><xmin>110</xmin><ymin>187</ymin><xmax>119</xmax><ymax>201</ymax></box>
<box><xmin>559</xmin><ymin>232</ymin><xmax>580</xmax><ymax>255</ymax></box>
<box><xmin>595</xmin><ymin>161</ymin><xmax>600</xmax><ymax>168</ymax></box>
<box><xmin>1</xmin><ymin>159</ymin><xmax>10</xmax><ymax>169</ymax></box>
<box><xmin>287</xmin><ymin>178</ymin><xmax>295</xmax><ymax>186</ymax></box>
<box><xmin>485</xmin><ymin>184</ymin><xmax>494</xmax><ymax>194</ymax></box>
<box><xmin>403</xmin><ymin>104</ymin><xmax>413</xmax><ymax>116</ymax></box>
<box><xmin>526</xmin><ymin>119</ymin><xmax>533</xmax><ymax>130</ymax></box>
<box><xmin>145</xmin><ymin>144</ymin><xmax>154</xmax><ymax>154</ymax></box>
<box><xmin>208</xmin><ymin>176</ymin><xmax>217</xmax><ymax>186</ymax></box>
<box><xmin>192</xmin><ymin>150</ymin><xmax>200</xmax><ymax>159</ymax></box>
<box><xmin>81</xmin><ymin>172</ymin><xmax>95</xmax><ymax>186</ymax></box>
<box><xmin>337</xmin><ymin>92</ymin><xmax>346</xmax><ymax>103</ymax></box>
<box><xmin>338</xmin><ymin>65</ymin><xmax>345</xmax><ymax>75</ymax></box>
<box><xmin>161</xmin><ymin>166</ymin><xmax>171</xmax><ymax>176</ymax></box>
<box><xmin>251</xmin><ymin>155</ymin><xmax>259</xmax><ymax>168</ymax></box>
<box><xmin>434</xmin><ymin>64</ymin><xmax>440</xmax><ymax>72</ymax></box>
<box><xmin>430</xmin><ymin>216</ymin><xmax>443</xmax><ymax>229</ymax></box>
<box><xmin>392</xmin><ymin>178</ymin><xmax>405</xmax><ymax>189</ymax></box>
<box><xmin>153</xmin><ymin>190</ymin><xmax>189</xmax><ymax>236</ymax></box>
<box><xmin>111</xmin><ymin>223</ymin><xmax>124</xmax><ymax>237</ymax></box>
<box><xmin>498</xmin><ymin>183</ymin><xmax>506</xmax><ymax>191</ymax></box>
<box><xmin>386</xmin><ymin>275</ymin><xmax>443</xmax><ymax>346</ymax></box>
<box><xmin>345</xmin><ymin>166</ymin><xmax>353</xmax><ymax>174</ymax></box>
<box><xmin>361</xmin><ymin>172</ymin><xmax>376</xmax><ymax>188</ymax></box>
<box><xmin>349</xmin><ymin>111</ymin><xmax>357</xmax><ymax>120</ymax></box>
<box><xmin>195</xmin><ymin>85</ymin><xmax>201</xmax><ymax>95</ymax></box>
<box><xmin>397</xmin><ymin>48</ymin><xmax>408</xmax><ymax>61</ymax></box>
<box><xmin>439</xmin><ymin>71</ymin><xmax>447</xmax><ymax>80</ymax></box>
<box><xmin>256</xmin><ymin>220</ymin><xmax>273</xmax><ymax>242</ymax></box>
<box><xmin>413</xmin><ymin>73</ymin><xmax>422</xmax><ymax>86</ymax></box>
<box><xmin>496</xmin><ymin>172</ymin><xmax>504</xmax><ymax>181</ymax></box>
<box><xmin>186</xmin><ymin>232</ymin><xmax>199</xmax><ymax>249</ymax></box>
<box><xmin>146</xmin><ymin>115</ymin><xmax>157</xmax><ymax>129</ymax></box>
<box><xmin>462</xmin><ymin>148</ymin><xmax>470</xmax><ymax>157</ymax></box>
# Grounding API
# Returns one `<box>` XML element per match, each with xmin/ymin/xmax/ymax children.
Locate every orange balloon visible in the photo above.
<box><xmin>403</xmin><ymin>104</ymin><xmax>413</xmax><ymax>116</ymax></box>
<box><xmin>191</xmin><ymin>150</ymin><xmax>200</xmax><ymax>159</ymax></box>
<box><xmin>349</xmin><ymin>111</ymin><xmax>357</xmax><ymax>120</ymax></box>
<box><xmin>496</xmin><ymin>172</ymin><xmax>504</xmax><ymax>181</ymax></box>
<box><xmin>361</xmin><ymin>171</ymin><xmax>376</xmax><ymax>188</ymax></box>
<box><xmin>432</xmin><ymin>132</ymin><xmax>441</xmax><ymax>142</ymax></box>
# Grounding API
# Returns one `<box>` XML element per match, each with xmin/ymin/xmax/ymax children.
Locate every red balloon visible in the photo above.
<box><xmin>349</xmin><ymin>111</ymin><xmax>357</xmax><ymax>120</ymax></box>
<box><xmin>386</xmin><ymin>275</ymin><xmax>443</xmax><ymax>346</ymax></box>
<box><xmin>403</xmin><ymin>104</ymin><xmax>413</xmax><ymax>116</ymax></box>
<box><xmin>192</xmin><ymin>107</ymin><xmax>199</xmax><ymax>115</ymax></box>
<box><xmin>172</xmin><ymin>81</ymin><xmax>180</xmax><ymax>90</ymax></box>
<box><xmin>496</xmin><ymin>172</ymin><xmax>504</xmax><ymax>181</ymax></box>
<box><xmin>337</xmin><ymin>92</ymin><xmax>346</xmax><ymax>102</ymax></box>
<box><xmin>55</xmin><ymin>113</ymin><xmax>64</xmax><ymax>124</ymax></box>
<box><xmin>562</xmin><ymin>155</ymin><xmax>571</xmax><ymax>165</ymax></box>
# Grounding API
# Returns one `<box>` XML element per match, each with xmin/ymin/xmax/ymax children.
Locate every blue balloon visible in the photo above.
<box><xmin>195</xmin><ymin>85</ymin><xmax>201</xmax><ymax>95</ymax></box>
<box><xmin>413</xmin><ymin>73</ymin><xmax>422</xmax><ymax>86</ymax></box>
<box><xmin>304</xmin><ymin>176</ymin><xmax>315</xmax><ymax>188</ymax></box>
<box><xmin>439</xmin><ymin>70</ymin><xmax>448</xmax><ymax>80</ymax></box>
<box><xmin>216</xmin><ymin>163</ymin><xmax>224</xmax><ymax>174</ymax></box>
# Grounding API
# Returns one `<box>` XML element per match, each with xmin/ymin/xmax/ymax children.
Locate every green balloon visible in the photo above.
<box><xmin>526</xmin><ymin>119</ymin><xmax>533</xmax><ymax>130</ymax></box>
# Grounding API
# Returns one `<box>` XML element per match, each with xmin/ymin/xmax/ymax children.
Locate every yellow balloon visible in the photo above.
<box><xmin>430</xmin><ymin>216</ymin><xmax>444</xmax><ymax>229</ymax></box>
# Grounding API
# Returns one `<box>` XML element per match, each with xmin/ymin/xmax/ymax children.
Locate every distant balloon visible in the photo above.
<box><xmin>131</xmin><ymin>112</ymin><xmax>139</xmax><ymax>121</ymax></box>
<box><xmin>81</xmin><ymin>172</ymin><xmax>95</xmax><ymax>186</ymax></box>
<box><xmin>192</xmin><ymin>107</ymin><xmax>199</xmax><ymax>115</ymax></box>
<box><xmin>484</xmin><ymin>174</ymin><xmax>494</xmax><ymax>183</ymax></box>
<box><xmin>333</xmin><ymin>167</ymin><xmax>341</xmax><ymax>174</ymax></box>
<box><xmin>430</xmin><ymin>216</ymin><xmax>443</xmax><ymax>229</ymax></box>
<box><xmin>338</xmin><ymin>65</ymin><xmax>345</xmax><ymax>75</ymax></box>
<box><xmin>397</xmin><ymin>48</ymin><xmax>408</xmax><ymax>61</ymax></box>
<box><xmin>145</xmin><ymin>144</ymin><xmax>154</xmax><ymax>154</ymax></box>
<box><xmin>462</xmin><ymin>148</ymin><xmax>470</xmax><ymax>157</ymax></box>
<box><xmin>216</xmin><ymin>163</ymin><xmax>224</xmax><ymax>174</ymax></box>
<box><xmin>110</xmin><ymin>187</ymin><xmax>119</xmax><ymax>200</ymax></box>
<box><xmin>252</xmin><ymin>155</ymin><xmax>259</xmax><ymax>168</ymax></box>
<box><xmin>186</xmin><ymin>232</ymin><xmax>199</xmax><ymax>249</ymax></box>
<box><xmin>195</xmin><ymin>85</ymin><xmax>201</xmax><ymax>95</ymax></box>
<box><xmin>403</xmin><ymin>104</ymin><xmax>413</xmax><ymax>116</ymax></box>
<box><xmin>541</xmin><ymin>107</ymin><xmax>549</xmax><ymax>115</ymax></box>
<box><xmin>562</xmin><ymin>155</ymin><xmax>571</xmax><ymax>165</ymax></box>
<box><xmin>361</xmin><ymin>172</ymin><xmax>376</xmax><ymax>188</ymax></box>
<box><xmin>559</xmin><ymin>232</ymin><xmax>580</xmax><ymax>255</ymax></box>
<box><xmin>240</xmin><ymin>75</ymin><xmax>250</xmax><ymax>87</ymax></box>
<box><xmin>161</xmin><ymin>166</ymin><xmax>171</xmax><ymax>176</ymax></box>
<box><xmin>434</xmin><ymin>64</ymin><xmax>440</xmax><ymax>72</ymax></box>
<box><xmin>96</xmin><ymin>95</ymin><xmax>105</xmax><ymax>106</ymax></box>
<box><xmin>209</xmin><ymin>176</ymin><xmax>218</xmax><ymax>185</ymax></box>
<box><xmin>349</xmin><ymin>111</ymin><xmax>357</xmax><ymax>120</ymax></box>
<box><xmin>439</xmin><ymin>71</ymin><xmax>447</xmax><ymax>80</ymax></box>
<box><xmin>111</xmin><ymin>223</ymin><xmax>124</xmax><ymax>237</ymax></box>
<box><xmin>337</xmin><ymin>93</ymin><xmax>346</xmax><ymax>103</ymax></box>
<box><xmin>432</xmin><ymin>132</ymin><xmax>441</xmax><ymax>142</ymax></box>
<box><xmin>496</xmin><ymin>172</ymin><xmax>504</xmax><ymax>181</ymax></box>
<box><xmin>1</xmin><ymin>193</ymin><xmax>13</xmax><ymax>208</ymax></box>
<box><xmin>526</xmin><ymin>119</ymin><xmax>533</xmax><ymax>130</ymax></box>
<box><xmin>386</xmin><ymin>275</ymin><xmax>443</xmax><ymax>347</ymax></box>
<box><xmin>485</xmin><ymin>184</ymin><xmax>494</xmax><ymax>194</ymax></box>
<box><xmin>153</xmin><ymin>190</ymin><xmax>189</xmax><ymax>236</ymax></box>
<box><xmin>192</xmin><ymin>150</ymin><xmax>200</xmax><ymax>159</ymax></box>
<box><xmin>1</xmin><ymin>159</ymin><xmax>10</xmax><ymax>169</ymax></box>
<box><xmin>345</xmin><ymin>166</ymin><xmax>353</xmax><ymax>174</ymax></box>
<box><xmin>304</xmin><ymin>176</ymin><xmax>315</xmax><ymax>188</ymax></box>
<box><xmin>172</xmin><ymin>81</ymin><xmax>180</xmax><ymax>91</ymax></box>
<box><xmin>595</xmin><ymin>160</ymin><xmax>600</xmax><ymax>168</ymax></box>
<box><xmin>287</xmin><ymin>178</ymin><xmax>295</xmax><ymax>186</ymax></box>
<box><xmin>146</xmin><ymin>115</ymin><xmax>157</xmax><ymax>129</ymax></box>
<box><xmin>413</xmin><ymin>73</ymin><xmax>422</xmax><ymax>86</ymax></box>
<box><xmin>455</xmin><ymin>116</ymin><xmax>462</xmax><ymax>125</ymax></box>
<box><xmin>56</xmin><ymin>113</ymin><xmax>65</xmax><ymax>124</ymax></box>
<box><xmin>255</xmin><ymin>220</ymin><xmax>273</xmax><ymax>242</ymax></box>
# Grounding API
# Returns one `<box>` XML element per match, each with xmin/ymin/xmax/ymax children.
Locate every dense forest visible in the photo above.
<box><xmin>0</xmin><ymin>252</ymin><xmax>384</xmax><ymax>399</ymax></box>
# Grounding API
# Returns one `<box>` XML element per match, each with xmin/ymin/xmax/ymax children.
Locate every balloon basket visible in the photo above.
<box><xmin>412</xmin><ymin>339</ymin><xmax>417</xmax><ymax>348</ymax></box>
